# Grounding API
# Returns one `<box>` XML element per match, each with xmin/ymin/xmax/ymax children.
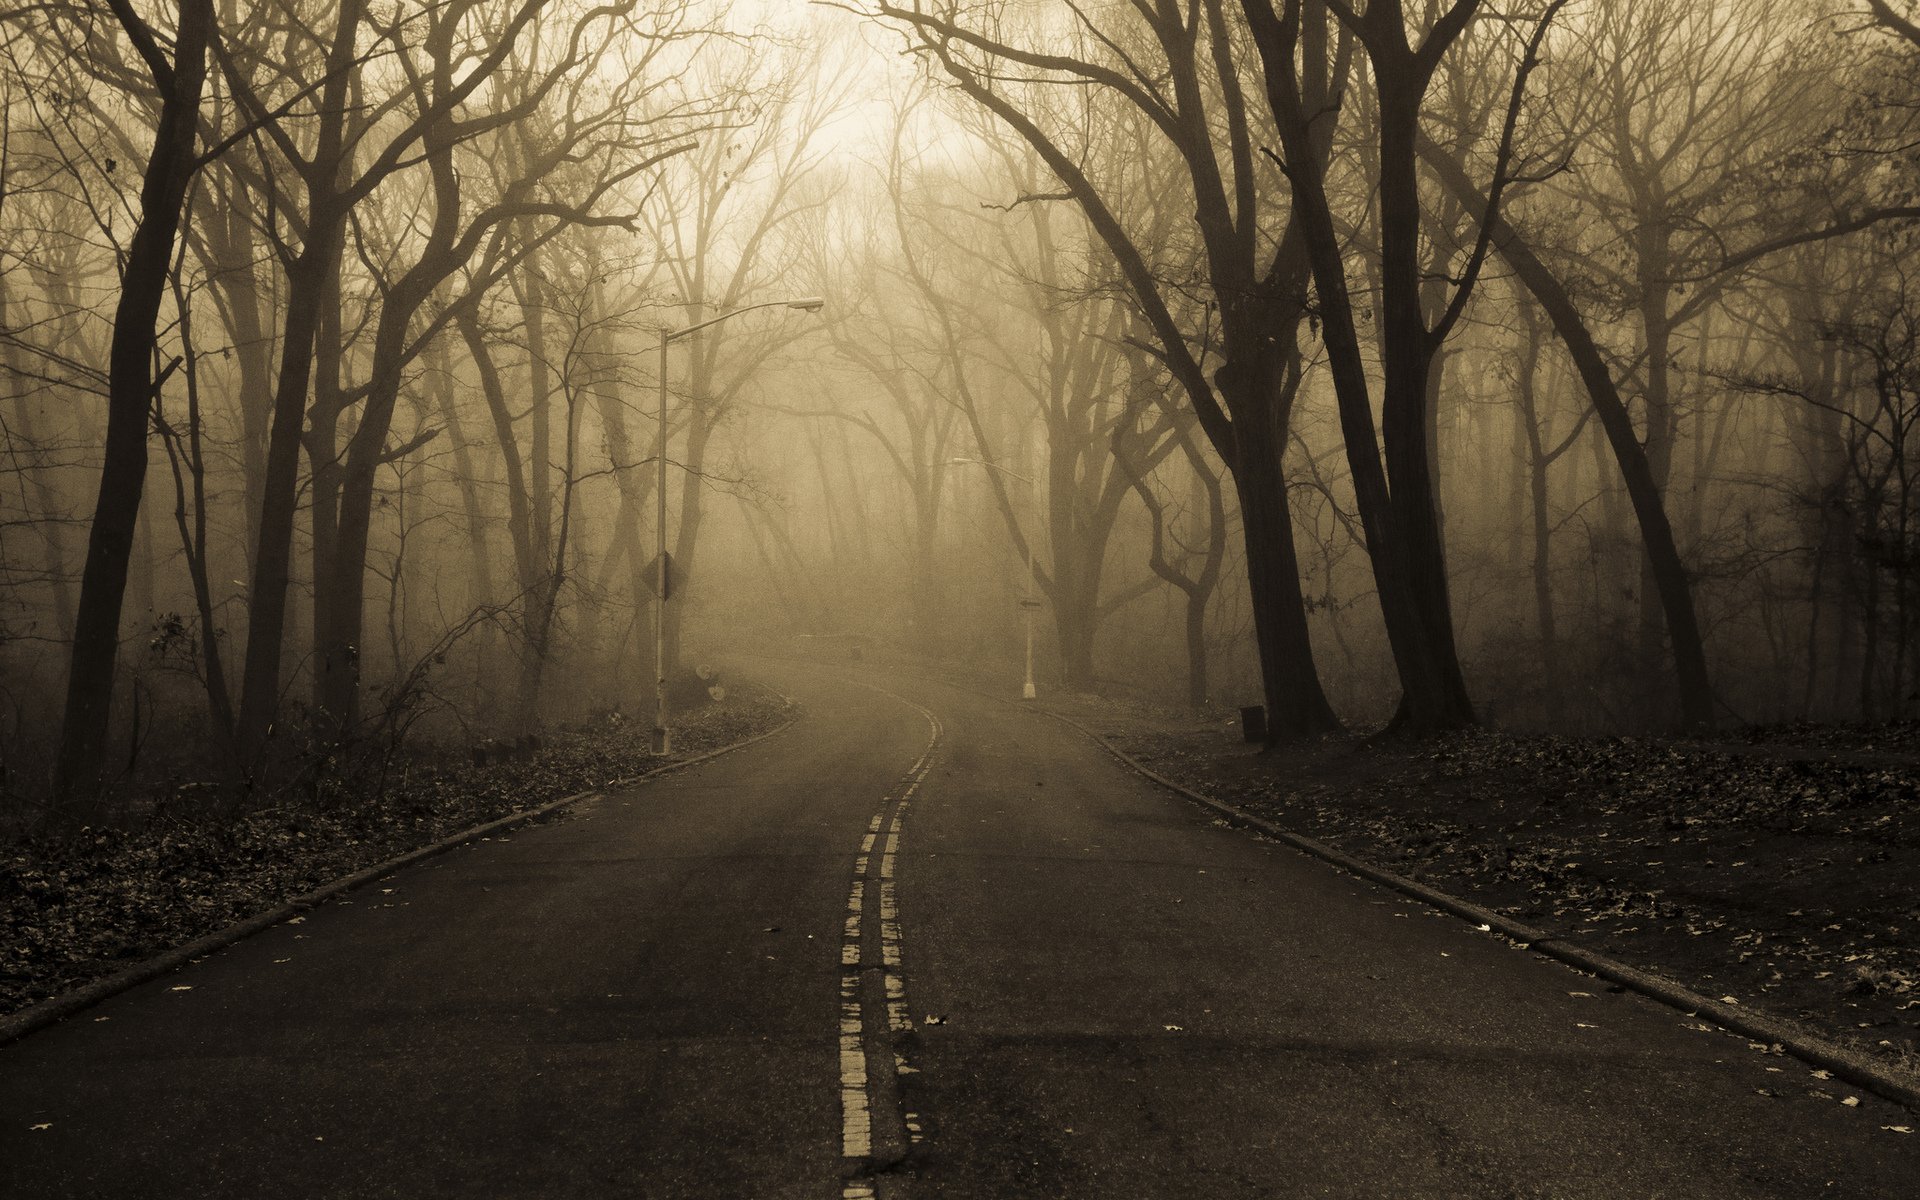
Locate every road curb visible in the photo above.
<box><xmin>0</xmin><ymin>713</ymin><xmax>798</xmax><ymax>1049</ymax></box>
<box><xmin>1037</xmin><ymin>706</ymin><xmax>1920</xmax><ymax>1116</ymax></box>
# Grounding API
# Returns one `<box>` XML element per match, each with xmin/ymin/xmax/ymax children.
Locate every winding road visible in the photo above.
<box><xmin>3</xmin><ymin>661</ymin><xmax>1917</xmax><ymax>1197</ymax></box>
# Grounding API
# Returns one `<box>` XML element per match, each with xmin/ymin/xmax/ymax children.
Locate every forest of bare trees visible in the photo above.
<box><xmin>6</xmin><ymin>0</ymin><xmax>1920</xmax><ymax>817</ymax></box>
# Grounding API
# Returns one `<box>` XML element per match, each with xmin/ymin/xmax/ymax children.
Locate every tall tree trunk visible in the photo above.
<box><xmin>0</xmin><ymin>276</ymin><xmax>76</xmax><ymax>640</ymax></box>
<box><xmin>1218</xmin><ymin>353</ymin><xmax>1339</xmax><ymax>737</ymax></box>
<box><xmin>196</xmin><ymin>174</ymin><xmax>275</xmax><ymax>560</ymax></box>
<box><xmin>426</xmin><ymin>334</ymin><xmax>496</xmax><ymax>609</ymax></box>
<box><xmin>236</xmin><ymin>0</ymin><xmax>367</xmax><ymax>759</ymax></box>
<box><xmin>1246</xmin><ymin>8</ymin><xmax>1475</xmax><ymax>734</ymax></box>
<box><xmin>307</xmin><ymin>260</ymin><xmax>351</xmax><ymax>726</ymax></box>
<box><xmin>588</xmin><ymin>295</ymin><xmax>657</xmax><ymax>693</ymax></box>
<box><xmin>1514</xmin><ymin>326</ymin><xmax>1559</xmax><ymax>705</ymax></box>
<box><xmin>1375</xmin><ymin>76</ymin><xmax>1475</xmax><ymax>732</ymax></box>
<box><xmin>54</xmin><ymin>0</ymin><xmax>214</xmax><ymax>799</ymax></box>
<box><xmin>1635</xmin><ymin>262</ymin><xmax>1678</xmax><ymax>673</ymax></box>
<box><xmin>663</xmin><ymin>413</ymin><xmax>714</xmax><ymax>678</ymax></box>
<box><xmin>159</xmin><ymin>267</ymin><xmax>237</xmax><ymax>737</ymax></box>
<box><xmin>910</xmin><ymin>485</ymin><xmax>942</xmax><ymax>658</ymax></box>
<box><xmin>1422</xmin><ymin>143</ymin><xmax>1714</xmax><ymax>727</ymax></box>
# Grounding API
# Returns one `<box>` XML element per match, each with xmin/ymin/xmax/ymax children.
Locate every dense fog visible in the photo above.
<box><xmin>4</xmin><ymin>0</ymin><xmax>1919</xmax><ymax>803</ymax></box>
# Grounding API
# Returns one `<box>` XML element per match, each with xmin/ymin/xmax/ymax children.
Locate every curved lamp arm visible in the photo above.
<box><xmin>667</xmin><ymin>295</ymin><xmax>826</xmax><ymax>343</ymax></box>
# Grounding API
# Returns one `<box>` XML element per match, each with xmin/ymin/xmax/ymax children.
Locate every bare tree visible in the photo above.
<box><xmin>52</xmin><ymin>0</ymin><xmax>214</xmax><ymax>800</ymax></box>
<box><xmin>863</xmin><ymin>0</ymin><xmax>1341</xmax><ymax>736</ymax></box>
<box><xmin>1241</xmin><ymin>0</ymin><xmax>1568</xmax><ymax>732</ymax></box>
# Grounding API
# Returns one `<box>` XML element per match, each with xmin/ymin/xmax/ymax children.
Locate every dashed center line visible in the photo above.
<box><xmin>838</xmin><ymin>689</ymin><xmax>941</xmax><ymax>1199</ymax></box>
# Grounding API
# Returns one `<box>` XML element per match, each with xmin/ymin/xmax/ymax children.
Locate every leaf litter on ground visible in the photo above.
<box><xmin>1049</xmin><ymin>693</ymin><xmax>1920</xmax><ymax>1086</ymax></box>
<box><xmin>1</xmin><ymin>689</ymin><xmax>794</xmax><ymax>1019</ymax></box>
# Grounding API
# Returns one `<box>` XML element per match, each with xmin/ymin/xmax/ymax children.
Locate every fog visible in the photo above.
<box><xmin>4</xmin><ymin>0</ymin><xmax>1918</xmax><ymax>803</ymax></box>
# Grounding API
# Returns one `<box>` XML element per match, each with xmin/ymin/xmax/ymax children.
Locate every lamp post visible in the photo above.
<box><xmin>653</xmin><ymin>296</ymin><xmax>825</xmax><ymax>754</ymax></box>
<box><xmin>949</xmin><ymin>456</ymin><xmax>1041</xmax><ymax>701</ymax></box>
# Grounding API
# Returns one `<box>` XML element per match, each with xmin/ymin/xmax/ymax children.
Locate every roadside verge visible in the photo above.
<box><xmin>1038</xmin><ymin>705</ymin><xmax>1920</xmax><ymax>1116</ymax></box>
<box><xmin>0</xmin><ymin>707</ymin><xmax>797</xmax><ymax>1048</ymax></box>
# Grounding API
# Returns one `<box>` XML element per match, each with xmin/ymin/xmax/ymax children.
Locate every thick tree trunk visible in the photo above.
<box><xmin>1230</xmin><ymin>454</ymin><xmax>1335</xmax><ymax>737</ymax></box>
<box><xmin>54</xmin><ymin>0</ymin><xmax>213</xmax><ymax>799</ymax></box>
<box><xmin>1183</xmin><ymin>587</ymin><xmax>1210</xmax><ymax>709</ymax></box>
<box><xmin>1247</xmin><ymin>20</ymin><xmax>1473</xmax><ymax>735</ymax></box>
<box><xmin>1373</xmin><ymin>80</ymin><xmax>1475</xmax><ymax>733</ymax></box>
<box><xmin>1217</xmin><ymin>358</ymin><xmax>1339</xmax><ymax>738</ymax></box>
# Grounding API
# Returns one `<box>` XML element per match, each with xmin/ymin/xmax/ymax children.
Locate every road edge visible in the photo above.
<box><xmin>0</xmin><ymin>712</ymin><xmax>798</xmax><ymax>1049</ymax></box>
<box><xmin>1036</xmin><ymin>704</ymin><xmax>1920</xmax><ymax>1116</ymax></box>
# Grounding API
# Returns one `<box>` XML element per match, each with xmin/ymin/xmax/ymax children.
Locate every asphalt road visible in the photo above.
<box><xmin>3</xmin><ymin>661</ymin><xmax>1917</xmax><ymax>1198</ymax></box>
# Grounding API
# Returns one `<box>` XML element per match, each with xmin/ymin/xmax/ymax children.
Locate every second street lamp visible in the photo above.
<box><xmin>652</xmin><ymin>296</ymin><xmax>825</xmax><ymax>754</ymax></box>
<box><xmin>949</xmin><ymin>456</ymin><xmax>1041</xmax><ymax>701</ymax></box>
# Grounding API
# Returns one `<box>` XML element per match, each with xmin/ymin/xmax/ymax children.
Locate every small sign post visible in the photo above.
<box><xmin>645</xmin><ymin>551</ymin><xmax>674</xmax><ymax>602</ymax></box>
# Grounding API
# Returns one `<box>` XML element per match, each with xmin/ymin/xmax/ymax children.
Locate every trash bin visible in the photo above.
<box><xmin>1239</xmin><ymin>704</ymin><xmax>1267</xmax><ymax>743</ymax></box>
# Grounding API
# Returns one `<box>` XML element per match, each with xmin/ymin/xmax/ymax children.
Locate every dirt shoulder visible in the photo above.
<box><xmin>1</xmin><ymin>688</ymin><xmax>795</xmax><ymax>1020</ymax></box>
<box><xmin>1045</xmin><ymin>694</ymin><xmax>1920</xmax><ymax>1084</ymax></box>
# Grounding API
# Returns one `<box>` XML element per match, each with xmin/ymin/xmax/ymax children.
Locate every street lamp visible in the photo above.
<box><xmin>949</xmin><ymin>455</ymin><xmax>1041</xmax><ymax>701</ymax></box>
<box><xmin>652</xmin><ymin>296</ymin><xmax>826</xmax><ymax>753</ymax></box>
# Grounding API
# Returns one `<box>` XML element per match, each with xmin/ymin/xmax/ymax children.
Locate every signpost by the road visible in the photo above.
<box><xmin>644</xmin><ymin>551</ymin><xmax>674</xmax><ymax>602</ymax></box>
<box><xmin>652</xmin><ymin>297</ymin><xmax>824</xmax><ymax>755</ymax></box>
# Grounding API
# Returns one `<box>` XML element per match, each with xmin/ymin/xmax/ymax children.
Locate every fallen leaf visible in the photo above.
<box><xmin>29</xmin><ymin>1123</ymin><xmax>51</xmax><ymax>1131</ymax></box>
<box><xmin>1882</xmin><ymin>1126</ymin><xmax>1914</xmax><ymax>1134</ymax></box>
<box><xmin>923</xmin><ymin>1014</ymin><xmax>945</xmax><ymax>1026</ymax></box>
<box><xmin>169</xmin><ymin>986</ymin><xmax>192</xmax><ymax>993</ymax></box>
<box><xmin>1842</xmin><ymin>1096</ymin><xmax>1861</xmax><ymax>1107</ymax></box>
<box><xmin>1811</xmin><ymin>1069</ymin><xmax>1833</xmax><ymax>1080</ymax></box>
<box><xmin>1164</xmin><ymin>1024</ymin><xmax>1184</xmax><ymax>1032</ymax></box>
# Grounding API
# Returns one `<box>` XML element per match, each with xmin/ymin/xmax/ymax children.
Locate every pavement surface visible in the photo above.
<box><xmin>3</xmin><ymin>660</ymin><xmax>1918</xmax><ymax>1198</ymax></box>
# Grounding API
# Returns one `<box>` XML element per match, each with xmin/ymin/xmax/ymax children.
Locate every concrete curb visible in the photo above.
<box><xmin>1036</xmin><ymin>705</ymin><xmax>1920</xmax><ymax>1116</ymax></box>
<box><xmin>0</xmin><ymin>712</ymin><xmax>798</xmax><ymax>1049</ymax></box>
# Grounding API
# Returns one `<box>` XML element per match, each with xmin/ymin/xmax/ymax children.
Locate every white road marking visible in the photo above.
<box><xmin>835</xmin><ymin>685</ymin><xmax>943</xmax><ymax>1193</ymax></box>
<box><xmin>839</xmin><ymin>968</ymin><xmax>872</xmax><ymax>1159</ymax></box>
